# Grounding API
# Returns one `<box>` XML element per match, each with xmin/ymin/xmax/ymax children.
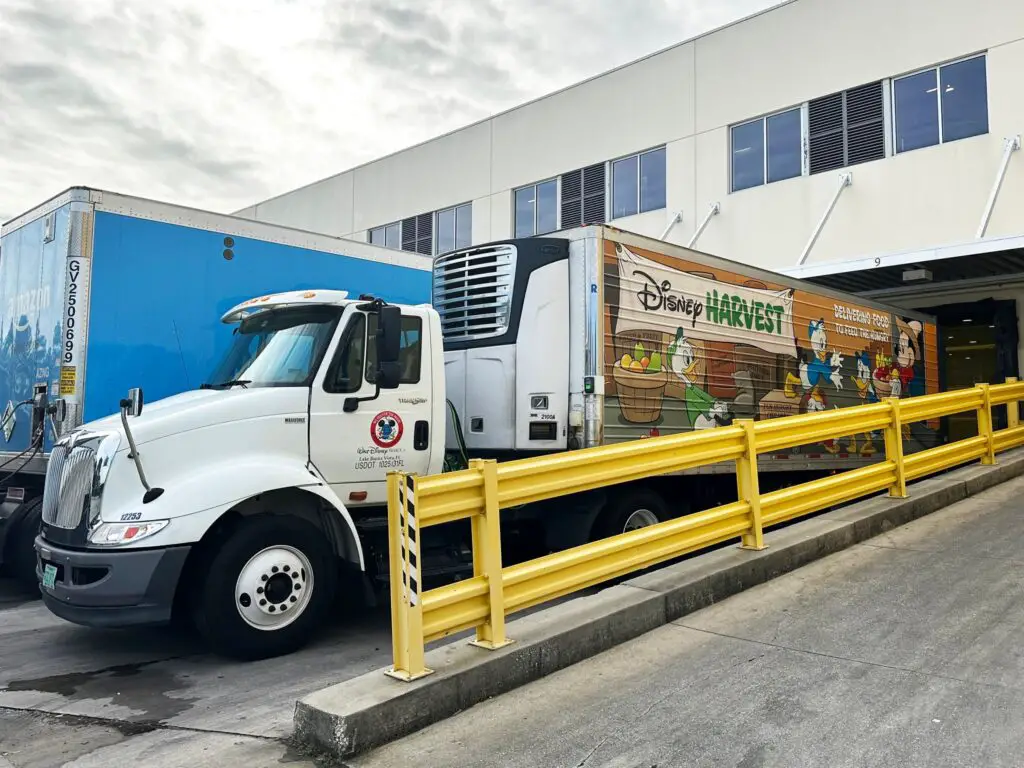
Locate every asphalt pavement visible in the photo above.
<box><xmin>6</xmin><ymin>474</ymin><xmax>1023</xmax><ymax>767</ymax></box>
<box><xmin>346</xmin><ymin>475</ymin><xmax>1024</xmax><ymax>768</ymax></box>
<box><xmin>0</xmin><ymin>560</ymin><xmax>592</xmax><ymax>767</ymax></box>
<box><xmin>0</xmin><ymin>581</ymin><xmax>393</xmax><ymax>767</ymax></box>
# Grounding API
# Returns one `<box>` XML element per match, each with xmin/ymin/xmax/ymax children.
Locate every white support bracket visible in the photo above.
<box><xmin>687</xmin><ymin>202</ymin><xmax>721</xmax><ymax>248</ymax></box>
<box><xmin>660</xmin><ymin>210</ymin><xmax>683</xmax><ymax>240</ymax></box>
<box><xmin>795</xmin><ymin>172</ymin><xmax>852</xmax><ymax>267</ymax></box>
<box><xmin>977</xmin><ymin>135</ymin><xmax>1021</xmax><ymax>239</ymax></box>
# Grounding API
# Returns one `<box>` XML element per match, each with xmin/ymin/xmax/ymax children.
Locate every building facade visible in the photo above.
<box><xmin>236</xmin><ymin>0</ymin><xmax>1024</xmax><ymax>395</ymax></box>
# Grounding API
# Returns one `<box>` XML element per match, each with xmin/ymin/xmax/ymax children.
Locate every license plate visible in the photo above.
<box><xmin>42</xmin><ymin>563</ymin><xmax>57</xmax><ymax>590</ymax></box>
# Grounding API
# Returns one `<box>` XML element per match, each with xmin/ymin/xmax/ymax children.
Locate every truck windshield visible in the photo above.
<box><xmin>205</xmin><ymin>305</ymin><xmax>342</xmax><ymax>389</ymax></box>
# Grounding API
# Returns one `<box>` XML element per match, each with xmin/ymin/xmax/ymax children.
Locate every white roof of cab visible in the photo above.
<box><xmin>221</xmin><ymin>289</ymin><xmax>351</xmax><ymax>323</ymax></box>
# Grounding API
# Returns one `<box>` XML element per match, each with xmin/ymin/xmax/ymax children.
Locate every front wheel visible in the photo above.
<box><xmin>191</xmin><ymin>515</ymin><xmax>337</xmax><ymax>660</ymax></box>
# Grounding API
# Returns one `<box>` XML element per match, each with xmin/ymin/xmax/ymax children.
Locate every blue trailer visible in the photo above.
<box><xmin>0</xmin><ymin>187</ymin><xmax>431</xmax><ymax>587</ymax></box>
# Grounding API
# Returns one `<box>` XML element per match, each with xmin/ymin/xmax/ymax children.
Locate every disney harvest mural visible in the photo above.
<box><xmin>602</xmin><ymin>241</ymin><xmax>940</xmax><ymax>459</ymax></box>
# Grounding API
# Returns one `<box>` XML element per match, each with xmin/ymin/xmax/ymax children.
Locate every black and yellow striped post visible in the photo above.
<box><xmin>386</xmin><ymin>471</ymin><xmax>432</xmax><ymax>681</ymax></box>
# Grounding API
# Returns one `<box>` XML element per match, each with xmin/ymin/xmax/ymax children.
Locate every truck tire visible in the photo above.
<box><xmin>191</xmin><ymin>515</ymin><xmax>337</xmax><ymax>661</ymax></box>
<box><xmin>6</xmin><ymin>497</ymin><xmax>43</xmax><ymax>593</ymax></box>
<box><xmin>593</xmin><ymin>488</ymin><xmax>668</xmax><ymax>540</ymax></box>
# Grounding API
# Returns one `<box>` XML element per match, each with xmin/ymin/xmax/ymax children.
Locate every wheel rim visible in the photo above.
<box><xmin>623</xmin><ymin>508</ymin><xmax>659</xmax><ymax>533</ymax></box>
<box><xmin>234</xmin><ymin>545</ymin><xmax>314</xmax><ymax>631</ymax></box>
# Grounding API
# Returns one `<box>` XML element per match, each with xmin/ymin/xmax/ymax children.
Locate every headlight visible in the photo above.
<box><xmin>88</xmin><ymin>520</ymin><xmax>169</xmax><ymax>546</ymax></box>
<box><xmin>87</xmin><ymin>432</ymin><xmax>122</xmax><ymax>529</ymax></box>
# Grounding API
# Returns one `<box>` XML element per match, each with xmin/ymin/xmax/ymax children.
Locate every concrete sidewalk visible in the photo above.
<box><xmin>347</xmin><ymin>475</ymin><xmax>1024</xmax><ymax>768</ymax></box>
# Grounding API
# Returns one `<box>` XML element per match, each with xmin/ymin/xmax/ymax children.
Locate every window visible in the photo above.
<box><xmin>612</xmin><ymin>147</ymin><xmax>666</xmax><ymax>218</ymax></box>
<box><xmin>366</xmin><ymin>313</ymin><xmax>422</xmax><ymax>385</ymax></box>
<box><xmin>369</xmin><ymin>223</ymin><xmax>400</xmax><ymax>249</ymax></box>
<box><xmin>731</xmin><ymin>108</ymin><xmax>802</xmax><ymax>192</ymax></box>
<box><xmin>808</xmin><ymin>81</ymin><xmax>885</xmax><ymax>174</ymax></box>
<box><xmin>514</xmin><ymin>179</ymin><xmax>558</xmax><ymax>237</ymax></box>
<box><xmin>326</xmin><ymin>313</ymin><xmax>367</xmax><ymax>393</ymax></box>
<box><xmin>210</xmin><ymin>306</ymin><xmax>342</xmax><ymax>389</ymax></box>
<box><xmin>401</xmin><ymin>213</ymin><xmax>433</xmax><ymax>255</ymax></box>
<box><xmin>560</xmin><ymin>163</ymin><xmax>606</xmax><ymax>229</ymax></box>
<box><xmin>326</xmin><ymin>312</ymin><xmax>423</xmax><ymax>392</ymax></box>
<box><xmin>435</xmin><ymin>203</ymin><xmax>472</xmax><ymax>254</ymax></box>
<box><xmin>894</xmin><ymin>55</ymin><xmax>988</xmax><ymax>154</ymax></box>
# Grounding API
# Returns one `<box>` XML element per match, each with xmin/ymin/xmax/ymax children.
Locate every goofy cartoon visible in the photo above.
<box><xmin>849</xmin><ymin>351</ymin><xmax>877</xmax><ymax>456</ymax></box>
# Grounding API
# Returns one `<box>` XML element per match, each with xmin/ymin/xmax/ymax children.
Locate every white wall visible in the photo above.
<box><xmin>237</xmin><ymin>173</ymin><xmax>354</xmax><ymax>237</ymax></box>
<box><xmin>234</xmin><ymin>0</ymin><xmax>1024</xmax><ymax>273</ymax></box>
<box><xmin>350</xmin><ymin>121</ymin><xmax>492</xmax><ymax>232</ymax></box>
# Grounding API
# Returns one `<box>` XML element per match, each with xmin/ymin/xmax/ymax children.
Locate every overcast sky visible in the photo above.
<box><xmin>0</xmin><ymin>0</ymin><xmax>779</xmax><ymax>224</ymax></box>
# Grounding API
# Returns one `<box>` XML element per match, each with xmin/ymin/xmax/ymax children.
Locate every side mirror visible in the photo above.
<box><xmin>375</xmin><ymin>306</ymin><xmax>402</xmax><ymax>390</ymax></box>
<box><xmin>120</xmin><ymin>387</ymin><xmax>144</xmax><ymax>418</ymax></box>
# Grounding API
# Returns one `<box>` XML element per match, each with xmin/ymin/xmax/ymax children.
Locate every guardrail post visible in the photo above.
<box><xmin>735</xmin><ymin>419</ymin><xmax>766</xmax><ymax>551</ymax></box>
<box><xmin>978</xmin><ymin>383</ymin><xmax>996</xmax><ymax>465</ymax></box>
<box><xmin>1007</xmin><ymin>377</ymin><xmax>1019</xmax><ymax>429</ymax></box>
<box><xmin>469</xmin><ymin>459</ymin><xmax>512</xmax><ymax>650</ymax></box>
<box><xmin>385</xmin><ymin>472</ymin><xmax>433</xmax><ymax>681</ymax></box>
<box><xmin>884</xmin><ymin>399</ymin><xmax>908</xmax><ymax>498</ymax></box>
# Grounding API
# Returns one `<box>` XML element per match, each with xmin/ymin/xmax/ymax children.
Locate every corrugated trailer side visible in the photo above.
<box><xmin>597</xmin><ymin>227</ymin><xmax>941</xmax><ymax>470</ymax></box>
<box><xmin>80</xmin><ymin>204</ymin><xmax>432</xmax><ymax>421</ymax></box>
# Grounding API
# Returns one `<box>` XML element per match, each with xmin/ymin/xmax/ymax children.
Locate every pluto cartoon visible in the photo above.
<box><xmin>667</xmin><ymin>327</ymin><xmax>730</xmax><ymax>430</ymax></box>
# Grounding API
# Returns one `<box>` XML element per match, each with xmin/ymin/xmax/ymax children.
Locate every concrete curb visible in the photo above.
<box><xmin>293</xmin><ymin>449</ymin><xmax>1024</xmax><ymax>759</ymax></box>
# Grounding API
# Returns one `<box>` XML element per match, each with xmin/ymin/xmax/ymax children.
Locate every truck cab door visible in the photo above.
<box><xmin>308</xmin><ymin>305</ymin><xmax>433</xmax><ymax>507</ymax></box>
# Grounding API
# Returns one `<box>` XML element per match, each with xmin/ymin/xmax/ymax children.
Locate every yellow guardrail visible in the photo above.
<box><xmin>385</xmin><ymin>378</ymin><xmax>1024</xmax><ymax>681</ymax></box>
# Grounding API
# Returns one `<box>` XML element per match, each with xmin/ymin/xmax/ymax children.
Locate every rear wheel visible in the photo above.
<box><xmin>191</xmin><ymin>515</ymin><xmax>337</xmax><ymax>660</ymax></box>
<box><xmin>593</xmin><ymin>488</ymin><xmax>669</xmax><ymax>541</ymax></box>
<box><xmin>6</xmin><ymin>497</ymin><xmax>43</xmax><ymax>593</ymax></box>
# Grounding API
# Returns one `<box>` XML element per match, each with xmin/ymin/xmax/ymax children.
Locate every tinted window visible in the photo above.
<box><xmin>326</xmin><ymin>313</ymin><xmax>366</xmax><ymax>394</ymax></box>
<box><xmin>766</xmin><ymin>109</ymin><xmax>802</xmax><ymax>182</ymax></box>
<box><xmin>514</xmin><ymin>187</ymin><xmax>535</xmax><ymax>237</ymax></box>
<box><xmin>384</xmin><ymin>223</ymin><xmax>400</xmax><ymax>249</ymax></box>
<box><xmin>611</xmin><ymin>154</ymin><xmax>639</xmax><ymax>219</ymax></box>
<box><xmin>436</xmin><ymin>207</ymin><xmax>455</xmax><ymax>255</ymax></box>
<box><xmin>639</xmin><ymin>147</ymin><xmax>666</xmax><ymax>213</ymax></box>
<box><xmin>941</xmin><ymin>56</ymin><xmax>989</xmax><ymax>143</ymax></box>
<box><xmin>731</xmin><ymin>119</ymin><xmax>765</xmax><ymax>191</ymax></box>
<box><xmin>894</xmin><ymin>69</ymin><xmax>940</xmax><ymax>153</ymax></box>
<box><xmin>455</xmin><ymin>203</ymin><xmax>472</xmax><ymax>249</ymax></box>
<box><xmin>366</xmin><ymin>314</ymin><xmax>423</xmax><ymax>385</ymax></box>
<box><xmin>536</xmin><ymin>179</ymin><xmax>558</xmax><ymax>234</ymax></box>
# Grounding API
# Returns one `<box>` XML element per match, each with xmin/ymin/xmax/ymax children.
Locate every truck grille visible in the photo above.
<box><xmin>41</xmin><ymin>442</ymin><xmax>95</xmax><ymax>530</ymax></box>
<box><xmin>433</xmin><ymin>244</ymin><xmax>517</xmax><ymax>342</ymax></box>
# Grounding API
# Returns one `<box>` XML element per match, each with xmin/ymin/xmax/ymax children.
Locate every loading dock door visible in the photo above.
<box><xmin>919</xmin><ymin>298</ymin><xmax>1019</xmax><ymax>440</ymax></box>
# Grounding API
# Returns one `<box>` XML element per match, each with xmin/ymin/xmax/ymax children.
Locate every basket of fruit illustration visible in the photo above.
<box><xmin>613</xmin><ymin>342</ymin><xmax>669</xmax><ymax>423</ymax></box>
<box><xmin>871</xmin><ymin>353</ymin><xmax>897</xmax><ymax>399</ymax></box>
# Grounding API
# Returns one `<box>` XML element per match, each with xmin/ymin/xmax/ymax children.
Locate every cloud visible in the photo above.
<box><xmin>0</xmin><ymin>0</ymin><xmax>780</xmax><ymax>223</ymax></box>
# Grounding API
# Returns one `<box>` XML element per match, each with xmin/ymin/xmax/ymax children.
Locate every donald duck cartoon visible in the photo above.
<box><xmin>785</xmin><ymin>319</ymin><xmax>844</xmax><ymax>453</ymax></box>
<box><xmin>667</xmin><ymin>327</ymin><xmax>730</xmax><ymax>430</ymax></box>
<box><xmin>785</xmin><ymin>319</ymin><xmax>845</xmax><ymax>399</ymax></box>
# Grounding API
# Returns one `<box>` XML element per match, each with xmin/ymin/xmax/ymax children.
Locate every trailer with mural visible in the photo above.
<box><xmin>438</xmin><ymin>225</ymin><xmax>941</xmax><ymax>550</ymax></box>
<box><xmin>597</xmin><ymin>233</ymin><xmax>940</xmax><ymax>461</ymax></box>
